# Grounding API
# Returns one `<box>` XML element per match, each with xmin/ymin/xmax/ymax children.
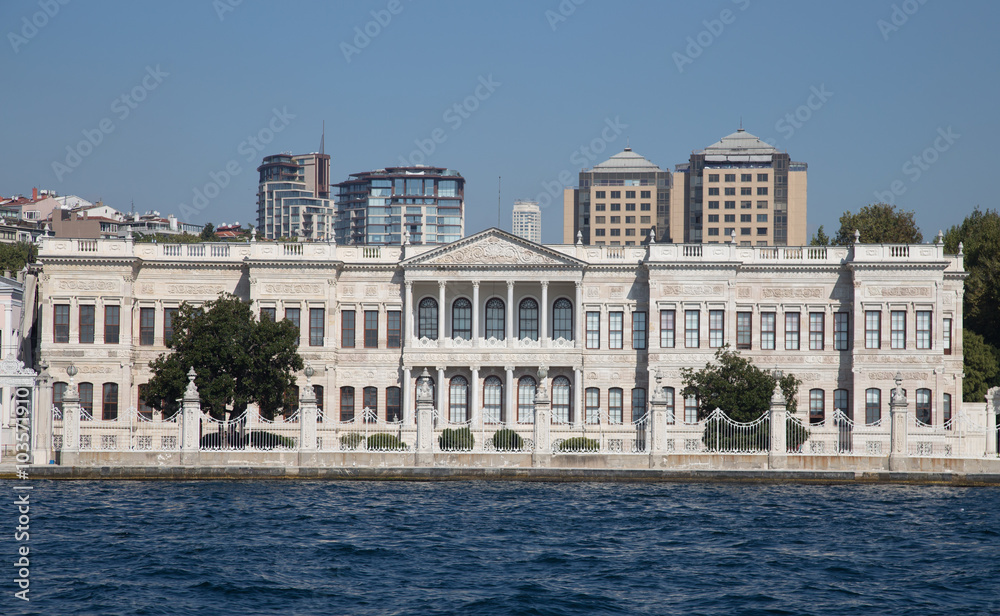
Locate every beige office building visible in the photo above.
<box><xmin>562</xmin><ymin>148</ymin><xmax>672</xmax><ymax>245</ymax></box>
<box><xmin>672</xmin><ymin>128</ymin><xmax>807</xmax><ymax>246</ymax></box>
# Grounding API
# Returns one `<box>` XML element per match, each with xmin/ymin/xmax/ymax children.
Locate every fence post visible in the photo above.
<box><xmin>888</xmin><ymin>372</ymin><xmax>909</xmax><ymax>471</ymax></box>
<box><xmin>987</xmin><ymin>386</ymin><xmax>1000</xmax><ymax>457</ymax></box>
<box><xmin>60</xmin><ymin>366</ymin><xmax>81</xmax><ymax>466</ymax></box>
<box><xmin>768</xmin><ymin>371</ymin><xmax>787</xmax><ymax>470</ymax></box>
<box><xmin>533</xmin><ymin>367</ymin><xmax>551</xmax><ymax>467</ymax></box>
<box><xmin>415</xmin><ymin>369</ymin><xmax>434</xmax><ymax>466</ymax></box>
<box><xmin>299</xmin><ymin>366</ymin><xmax>318</xmax><ymax>464</ymax></box>
<box><xmin>180</xmin><ymin>367</ymin><xmax>201</xmax><ymax>464</ymax></box>
<box><xmin>649</xmin><ymin>369</ymin><xmax>668</xmax><ymax>466</ymax></box>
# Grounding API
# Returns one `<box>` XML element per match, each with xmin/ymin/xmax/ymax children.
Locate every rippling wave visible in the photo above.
<box><xmin>8</xmin><ymin>481</ymin><xmax>1000</xmax><ymax>615</ymax></box>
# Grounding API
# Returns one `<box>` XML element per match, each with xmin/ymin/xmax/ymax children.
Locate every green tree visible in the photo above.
<box><xmin>833</xmin><ymin>203</ymin><xmax>923</xmax><ymax>245</ymax></box>
<box><xmin>0</xmin><ymin>242</ymin><xmax>36</xmax><ymax>274</ymax></box>
<box><xmin>145</xmin><ymin>293</ymin><xmax>303</xmax><ymax>419</ymax></box>
<box><xmin>199</xmin><ymin>222</ymin><xmax>217</xmax><ymax>241</ymax></box>
<box><xmin>961</xmin><ymin>328</ymin><xmax>999</xmax><ymax>402</ymax></box>
<box><xmin>944</xmin><ymin>208</ymin><xmax>1000</xmax><ymax>349</ymax></box>
<box><xmin>810</xmin><ymin>225</ymin><xmax>830</xmax><ymax>246</ymax></box>
<box><xmin>681</xmin><ymin>346</ymin><xmax>801</xmax><ymax>422</ymax></box>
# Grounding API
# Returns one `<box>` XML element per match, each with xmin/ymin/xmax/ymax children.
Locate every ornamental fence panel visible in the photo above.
<box><xmin>317</xmin><ymin>408</ymin><xmax>413</xmax><ymax>452</ymax></box>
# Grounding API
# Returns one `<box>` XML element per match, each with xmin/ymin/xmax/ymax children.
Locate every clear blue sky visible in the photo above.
<box><xmin>1</xmin><ymin>0</ymin><xmax>997</xmax><ymax>244</ymax></box>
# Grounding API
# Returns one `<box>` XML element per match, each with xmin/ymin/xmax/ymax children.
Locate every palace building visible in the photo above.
<box><xmin>33</xmin><ymin>229</ymin><xmax>965</xmax><ymax>432</ymax></box>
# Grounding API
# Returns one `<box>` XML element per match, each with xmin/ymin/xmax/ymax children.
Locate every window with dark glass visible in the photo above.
<box><xmin>684</xmin><ymin>394</ymin><xmax>698</xmax><ymax>424</ymax></box>
<box><xmin>137</xmin><ymin>383</ymin><xmax>152</xmax><ymax>419</ymax></box>
<box><xmin>418</xmin><ymin>297</ymin><xmax>438</xmax><ymax>339</ymax></box>
<box><xmin>685</xmin><ymin>310</ymin><xmax>699</xmax><ymax>348</ymax></box>
<box><xmin>943</xmin><ymin>393</ymin><xmax>952</xmax><ymax>428</ymax></box>
<box><xmin>916</xmin><ymin>388</ymin><xmax>932</xmax><ymax>425</ymax></box>
<box><xmin>553</xmin><ymin>298</ymin><xmax>572</xmax><ymax>340</ymax></box>
<box><xmin>387</xmin><ymin>311</ymin><xmax>401</xmax><ymax>348</ymax></box>
<box><xmin>891</xmin><ymin>310</ymin><xmax>906</xmax><ymax>349</ymax></box>
<box><xmin>865</xmin><ymin>388</ymin><xmax>881</xmax><ymax>425</ymax></box>
<box><xmin>585</xmin><ymin>387</ymin><xmax>599</xmax><ymax>424</ymax></box>
<box><xmin>664</xmin><ymin>387</ymin><xmax>675</xmax><ymax>424</ymax></box>
<box><xmin>452</xmin><ymin>298</ymin><xmax>471</xmax><ymax>340</ymax></box>
<box><xmin>834</xmin><ymin>312</ymin><xmax>849</xmax><ymax>350</ymax></box>
<box><xmin>363</xmin><ymin>310</ymin><xmax>377</xmax><ymax>348</ymax></box>
<box><xmin>78</xmin><ymin>382</ymin><xmax>94</xmax><ymax>418</ymax></box>
<box><xmin>449</xmin><ymin>376</ymin><xmax>469</xmax><ymax>423</ymax></box>
<box><xmin>310</xmin><ymin>308</ymin><xmax>325</xmax><ymax>347</ymax></box>
<box><xmin>785</xmin><ymin>312</ymin><xmax>800</xmax><ymax>350</ymax></box>
<box><xmin>552</xmin><ymin>376</ymin><xmax>571</xmax><ymax>424</ymax></box>
<box><xmin>660</xmin><ymin>310</ymin><xmax>675</xmax><ymax>348</ymax></box>
<box><xmin>809</xmin><ymin>389</ymin><xmax>824</xmax><ymax>425</ymax></box>
<box><xmin>79</xmin><ymin>305</ymin><xmax>95</xmax><ymax>344</ymax></box>
<box><xmin>341</xmin><ymin>310</ymin><xmax>355</xmax><ymax>348</ymax></box>
<box><xmin>485</xmin><ymin>298</ymin><xmax>505</xmax><ymax>339</ymax></box>
<box><xmin>632</xmin><ymin>311</ymin><xmax>647</xmax><ymax>350</ymax></box>
<box><xmin>737</xmin><ymin>312</ymin><xmax>751</xmax><ymax>349</ymax></box>
<box><xmin>943</xmin><ymin>317</ymin><xmax>952</xmax><ymax>354</ymax></box>
<box><xmin>519</xmin><ymin>298</ymin><xmax>539</xmax><ymax>341</ymax></box>
<box><xmin>362</xmin><ymin>386</ymin><xmax>377</xmax><ymax>422</ymax></box>
<box><xmin>285</xmin><ymin>307</ymin><xmax>301</xmax><ymax>345</ymax></box>
<box><xmin>834</xmin><ymin>389</ymin><xmax>850</xmax><ymax>420</ymax></box>
<box><xmin>916</xmin><ymin>311</ymin><xmax>932</xmax><ymax>350</ymax></box>
<box><xmin>139</xmin><ymin>308</ymin><xmax>155</xmax><ymax>346</ymax></box>
<box><xmin>761</xmin><ymin>312</ymin><xmax>776</xmax><ymax>350</ymax></box>
<box><xmin>809</xmin><ymin>312</ymin><xmax>824</xmax><ymax>350</ymax></box>
<box><xmin>260</xmin><ymin>307</ymin><xmax>276</xmax><ymax>322</ymax></box>
<box><xmin>709</xmin><ymin>310</ymin><xmax>724</xmax><ymax>348</ymax></box>
<box><xmin>340</xmin><ymin>386</ymin><xmax>355</xmax><ymax>422</ymax></box>
<box><xmin>386</xmin><ymin>387</ymin><xmax>401</xmax><ymax>422</ymax></box>
<box><xmin>865</xmin><ymin>311</ymin><xmax>881</xmax><ymax>349</ymax></box>
<box><xmin>104</xmin><ymin>305</ymin><xmax>119</xmax><ymax>344</ymax></box>
<box><xmin>54</xmin><ymin>304</ymin><xmax>70</xmax><ymax>343</ymax></box>
<box><xmin>587</xmin><ymin>311</ymin><xmax>600</xmax><ymax>349</ymax></box>
<box><xmin>631</xmin><ymin>388</ymin><xmax>646</xmax><ymax>422</ymax></box>
<box><xmin>609</xmin><ymin>311</ymin><xmax>623</xmax><ymax>349</ymax></box>
<box><xmin>608</xmin><ymin>388</ymin><xmax>623</xmax><ymax>424</ymax></box>
<box><xmin>483</xmin><ymin>376</ymin><xmax>503</xmax><ymax>423</ymax></box>
<box><xmin>102</xmin><ymin>383</ymin><xmax>119</xmax><ymax>421</ymax></box>
<box><xmin>53</xmin><ymin>381</ymin><xmax>67</xmax><ymax>412</ymax></box>
<box><xmin>164</xmin><ymin>308</ymin><xmax>178</xmax><ymax>345</ymax></box>
<box><xmin>518</xmin><ymin>376</ymin><xmax>536</xmax><ymax>424</ymax></box>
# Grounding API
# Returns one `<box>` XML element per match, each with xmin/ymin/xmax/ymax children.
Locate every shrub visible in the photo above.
<box><xmin>491</xmin><ymin>428</ymin><xmax>524</xmax><ymax>451</ymax></box>
<box><xmin>367</xmin><ymin>433</ymin><xmax>407</xmax><ymax>451</ymax></box>
<box><xmin>340</xmin><ymin>432</ymin><xmax>364</xmax><ymax>451</ymax></box>
<box><xmin>249</xmin><ymin>430</ymin><xmax>296</xmax><ymax>450</ymax></box>
<box><xmin>439</xmin><ymin>427</ymin><xmax>474</xmax><ymax>451</ymax></box>
<box><xmin>558</xmin><ymin>436</ymin><xmax>599</xmax><ymax>453</ymax></box>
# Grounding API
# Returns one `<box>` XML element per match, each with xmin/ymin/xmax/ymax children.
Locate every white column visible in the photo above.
<box><xmin>405</xmin><ymin>282</ymin><xmax>414</xmax><ymax>343</ymax></box>
<box><xmin>573</xmin><ymin>367</ymin><xmax>582</xmax><ymax>427</ymax></box>
<box><xmin>402</xmin><ymin>366</ymin><xmax>412</xmax><ymax>426</ymax></box>
<box><xmin>575</xmin><ymin>281</ymin><xmax>583</xmax><ymax>348</ymax></box>
<box><xmin>506</xmin><ymin>281</ymin><xmax>515</xmax><ymax>342</ymax></box>
<box><xmin>470</xmin><ymin>366</ymin><xmax>480</xmax><ymax>429</ymax></box>
<box><xmin>472</xmin><ymin>281</ymin><xmax>480</xmax><ymax>347</ymax></box>
<box><xmin>505</xmin><ymin>366</ymin><xmax>514</xmax><ymax>424</ymax></box>
<box><xmin>438</xmin><ymin>281</ymin><xmax>447</xmax><ymax>342</ymax></box>
<box><xmin>540</xmin><ymin>281</ymin><xmax>548</xmax><ymax>345</ymax></box>
<box><xmin>437</xmin><ymin>366</ymin><xmax>446</xmax><ymax>423</ymax></box>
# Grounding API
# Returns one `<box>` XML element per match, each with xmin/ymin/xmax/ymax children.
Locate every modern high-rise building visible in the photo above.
<box><xmin>672</xmin><ymin>128</ymin><xmax>807</xmax><ymax>245</ymax></box>
<box><xmin>334</xmin><ymin>166</ymin><xmax>464</xmax><ymax>246</ymax></box>
<box><xmin>562</xmin><ymin>147</ymin><xmax>672</xmax><ymax>245</ymax></box>
<box><xmin>512</xmin><ymin>200</ymin><xmax>541</xmax><ymax>244</ymax></box>
<box><xmin>256</xmin><ymin>153</ymin><xmax>334</xmax><ymax>241</ymax></box>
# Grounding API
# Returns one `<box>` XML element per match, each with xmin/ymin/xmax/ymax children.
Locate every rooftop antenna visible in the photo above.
<box><xmin>625</xmin><ymin>136</ymin><xmax>631</xmax><ymax>151</ymax></box>
<box><xmin>319</xmin><ymin>121</ymin><xmax>325</xmax><ymax>155</ymax></box>
<box><xmin>739</xmin><ymin>116</ymin><xmax>743</xmax><ymax>131</ymax></box>
<box><xmin>497</xmin><ymin>176</ymin><xmax>501</xmax><ymax>229</ymax></box>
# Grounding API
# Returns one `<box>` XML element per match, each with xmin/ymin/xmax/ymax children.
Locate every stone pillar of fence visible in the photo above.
<box><xmin>648</xmin><ymin>370</ymin><xmax>668</xmax><ymax>464</ymax></box>
<box><xmin>60</xmin><ymin>369</ymin><xmax>81</xmax><ymax>466</ymax></box>
<box><xmin>888</xmin><ymin>372</ymin><xmax>908</xmax><ymax>471</ymax></box>
<box><xmin>180</xmin><ymin>367</ymin><xmax>201</xmax><ymax>464</ymax></box>
<box><xmin>768</xmin><ymin>371</ymin><xmax>787</xmax><ymax>470</ymax></box>
<box><xmin>415</xmin><ymin>369</ymin><xmax>434</xmax><ymax>466</ymax></box>
<box><xmin>533</xmin><ymin>367</ymin><xmax>551</xmax><ymax>468</ymax></box>
<box><xmin>986</xmin><ymin>386</ymin><xmax>1000</xmax><ymax>456</ymax></box>
<box><xmin>299</xmin><ymin>366</ymin><xmax>318</xmax><ymax>464</ymax></box>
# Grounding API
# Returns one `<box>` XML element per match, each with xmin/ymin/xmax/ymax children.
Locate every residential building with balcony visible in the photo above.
<box><xmin>256</xmin><ymin>153</ymin><xmax>334</xmax><ymax>241</ymax></box>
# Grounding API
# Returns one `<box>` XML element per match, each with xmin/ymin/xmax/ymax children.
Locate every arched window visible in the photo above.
<box><xmin>684</xmin><ymin>393</ymin><xmax>698</xmax><ymax>424</ymax></box>
<box><xmin>53</xmin><ymin>381</ymin><xmax>67</xmax><ymax>413</ymax></box>
<box><xmin>101</xmin><ymin>383</ymin><xmax>118</xmax><ymax>421</ymax></box>
<box><xmin>363</xmin><ymin>387</ymin><xmax>377</xmax><ymax>423</ymax></box>
<box><xmin>585</xmin><ymin>387</ymin><xmax>600</xmax><ymax>424</ymax></box>
<box><xmin>664</xmin><ymin>387</ymin><xmax>675</xmax><ymax>424</ymax></box>
<box><xmin>552</xmin><ymin>376</ymin><xmax>571</xmax><ymax>423</ymax></box>
<box><xmin>449</xmin><ymin>376</ymin><xmax>469</xmax><ymax>423</ymax></box>
<box><xmin>485</xmin><ymin>298</ymin><xmax>505</xmax><ymax>339</ymax></box>
<box><xmin>519</xmin><ymin>298</ymin><xmax>539</xmax><ymax>341</ymax></box>
<box><xmin>483</xmin><ymin>376</ymin><xmax>503</xmax><ymax>423</ymax></box>
<box><xmin>631</xmin><ymin>388</ymin><xmax>646</xmax><ymax>422</ymax></box>
<box><xmin>452</xmin><ymin>298</ymin><xmax>472</xmax><ymax>340</ymax></box>
<box><xmin>916</xmin><ymin>388</ymin><xmax>932</xmax><ymax>425</ymax></box>
<box><xmin>608</xmin><ymin>388</ymin><xmax>623</xmax><ymax>424</ymax></box>
<box><xmin>865</xmin><ymin>388</ymin><xmax>881</xmax><ymax>425</ymax></box>
<box><xmin>809</xmin><ymin>389</ymin><xmax>825</xmax><ymax>425</ymax></box>
<box><xmin>418</xmin><ymin>297</ymin><xmax>438</xmax><ymax>340</ymax></box>
<box><xmin>340</xmin><ymin>386</ymin><xmax>355</xmax><ymax>422</ymax></box>
<box><xmin>517</xmin><ymin>376</ymin><xmax>536</xmax><ymax>423</ymax></box>
<box><xmin>78</xmin><ymin>382</ymin><xmax>94</xmax><ymax>419</ymax></box>
<box><xmin>833</xmin><ymin>389</ymin><xmax>850</xmax><ymax>421</ymax></box>
<box><xmin>386</xmin><ymin>386</ymin><xmax>401</xmax><ymax>422</ymax></box>
<box><xmin>553</xmin><ymin>298</ymin><xmax>573</xmax><ymax>340</ymax></box>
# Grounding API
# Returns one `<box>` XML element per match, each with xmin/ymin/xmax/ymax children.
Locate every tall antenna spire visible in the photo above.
<box><xmin>319</xmin><ymin>121</ymin><xmax>325</xmax><ymax>155</ymax></box>
<box><xmin>739</xmin><ymin>115</ymin><xmax>743</xmax><ymax>130</ymax></box>
<box><xmin>497</xmin><ymin>176</ymin><xmax>501</xmax><ymax>229</ymax></box>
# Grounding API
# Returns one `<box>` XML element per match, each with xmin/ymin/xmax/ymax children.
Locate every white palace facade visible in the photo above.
<box><xmin>32</xmin><ymin>228</ymin><xmax>967</xmax><ymax>437</ymax></box>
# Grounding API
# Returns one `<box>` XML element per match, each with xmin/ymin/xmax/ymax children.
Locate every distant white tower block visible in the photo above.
<box><xmin>512</xmin><ymin>200</ymin><xmax>542</xmax><ymax>244</ymax></box>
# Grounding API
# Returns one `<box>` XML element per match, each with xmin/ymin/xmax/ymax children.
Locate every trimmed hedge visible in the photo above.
<box><xmin>366</xmin><ymin>433</ymin><xmax>408</xmax><ymax>451</ymax></box>
<box><xmin>491</xmin><ymin>428</ymin><xmax>525</xmax><ymax>451</ymax></box>
<box><xmin>340</xmin><ymin>432</ymin><xmax>364</xmax><ymax>450</ymax></box>
<box><xmin>558</xmin><ymin>436</ymin><xmax>599</xmax><ymax>453</ymax></box>
<box><xmin>439</xmin><ymin>427</ymin><xmax>475</xmax><ymax>451</ymax></box>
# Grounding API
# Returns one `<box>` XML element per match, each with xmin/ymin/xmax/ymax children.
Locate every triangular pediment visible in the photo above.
<box><xmin>403</xmin><ymin>228</ymin><xmax>585</xmax><ymax>268</ymax></box>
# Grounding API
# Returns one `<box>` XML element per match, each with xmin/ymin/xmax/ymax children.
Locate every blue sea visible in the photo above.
<box><xmin>6</xmin><ymin>480</ymin><xmax>1000</xmax><ymax>615</ymax></box>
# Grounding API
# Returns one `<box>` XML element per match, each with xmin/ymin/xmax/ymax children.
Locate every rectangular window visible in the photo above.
<box><xmin>586</xmin><ymin>311</ymin><xmax>600</xmax><ymax>349</ymax></box>
<box><xmin>610</xmin><ymin>191</ymin><xmax>620</xmax><ymax>198</ymax></box>
<box><xmin>740</xmin><ymin>173</ymin><xmax>752</xmax><ymax>182</ymax></box>
<box><xmin>757</xmin><ymin>187</ymin><xmax>768</xmax><ymax>195</ymax></box>
<box><xmin>943</xmin><ymin>393</ymin><xmax>952</xmax><ymax>428</ymax></box>
<box><xmin>104</xmin><ymin>305</ymin><xmax>120</xmax><ymax>344</ymax></box>
<box><xmin>164</xmin><ymin>308</ymin><xmax>178</xmax><ymax>345</ymax></box>
<box><xmin>709</xmin><ymin>309</ymin><xmax>724</xmax><ymax>348</ymax></box>
<box><xmin>625</xmin><ymin>190</ymin><xmax>635</xmax><ymax>199</ymax></box>
<box><xmin>102</xmin><ymin>383</ymin><xmax>118</xmax><ymax>421</ymax></box>
<box><xmin>916</xmin><ymin>310</ymin><xmax>932</xmax><ymax>349</ymax></box>
<box><xmin>685</xmin><ymin>310</ymin><xmax>699</xmax><ymax>348</ymax></box>
<box><xmin>363</xmin><ymin>310</ymin><xmax>377</xmax><ymax>348</ymax></box>
<box><xmin>741</xmin><ymin>214</ymin><xmax>751</xmax><ymax>222</ymax></box>
<box><xmin>809</xmin><ymin>312</ymin><xmax>824</xmax><ymax>351</ymax></box>
<box><xmin>641</xmin><ymin>190</ymin><xmax>651</xmax><ymax>198</ymax></box>
<box><xmin>54</xmin><ymin>304</ymin><xmax>70</xmax><ymax>343</ymax></box>
<box><xmin>707</xmin><ymin>228</ymin><xmax>719</xmax><ymax>236</ymax></box>
<box><xmin>724</xmin><ymin>187</ymin><xmax>736</xmax><ymax>196</ymax></box>
<box><xmin>866</xmin><ymin>311</ymin><xmax>881</xmax><ymax>349</ymax></box>
<box><xmin>610</xmin><ymin>204</ymin><xmax>621</xmax><ymax>211</ymax></box>
<box><xmin>757</xmin><ymin>200</ymin><xmax>768</xmax><ymax>209</ymax></box>
<box><xmin>632</xmin><ymin>311</ymin><xmax>647</xmax><ymax>350</ymax></box>
<box><xmin>586</xmin><ymin>388</ymin><xmax>600</xmax><ymax>425</ymax></box>
<box><xmin>725</xmin><ymin>214</ymin><xmax>736</xmax><ymax>223</ymax></box>
<box><xmin>708</xmin><ymin>214</ymin><xmax>719</xmax><ymax>223</ymax></box>
<box><xmin>741</xmin><ymin>187</ymin><xmax>752</xmax><ymax>196</ymax></box>
<box><xmin>609</xmin><ymin>312</ymin><xmax>623</xmax><ymax>349</ymax></box>
<box><xmin>891</xmin><ymin>310</ymin><xmax>906</xmax><ymax>349</ymax></box>
<box><xmin>785</xmin><ymin>313</ymin><xmax>800</xmax><ymax>350</ymax></box>
<box><xmin>708</xmin><ymin>201</ymin><xmax>719</xmax><ymax>209</ymax></box>
<box><xmin>761</xmin><ymin>312</ymin><xmax>776</xmax><ymax>350</ymax></box>
<box><xmin>725</xmin><ymin>201</ymin><xmax>736</xmax><ymax>209</ymax></box>
<box><xmin>79</xmin><ymin>305</ymin><xmax>95</xmax><ymax>344</ymax></box>
<box><xmin>595</xmin><ymin>190</ymin><xmax>606</xmax><ymax>198</ymax></box>
<box><xmin>340</xmin><ymin>387</ymin><xmax>355</xmax><ymax>422</ymax></box>
<box><xmin>725</xmin><ymin>173</ymin><xmax>736</xmax><ymax>182</ymax></box>
<box><xmin>260</xmin><ymin>307</ymin><xmax>276</xmax><ymax>321</ymax></box>
<box><xmin>139</xmin><ymin>308</ymin><xmax>155</xmax><ymax>346</ymax></box>
<box><xmin>387</xmin><ymin>311</ymin><xmax>401</xmax><ymax>348</ymax></box>
<box><xmin>285</xmin><ymin>307</ymin><xmax>301</xmax><ymax>345</ymax></box>
<box><xmin>684</xmin><ymin>394</ymin><xmax>698</xmax><ymax>424</ymax></box>
<box><xmin>834</xmin><ymin>389</ymin><xmax>850</xmax><ymax>420</ymax></box>
<box><xmin>660</xmin><ymin>310</ymin><xmax>675</xmax><ymax>348</ymax></box>
<box><xmin>741</xmin><ymin>201</ymin><xmax>752</xmax><ymax>209</ymax></box>
<box><xmin>341</xmin><ymin>310</ymin><xmax>355</xmax><ymax>348</ymax></box>
<box><xmin>708</xmin><ymin>187</ymin><xmax>719</xmax><ymax>196</ymax></box>
<box><xmin>757</xmin><ymin>173</ymin><xmax>768</xmax><ymax>182</ymax></box>
<box><xmin>708</xmin><ymin>174</ymin><xmax>719</xmax><ymax>182</ymax></box>
<box><xmin>943</xmin><ymin>317</ymin><xmax>952</xmax><ymax>354</ymax></box>
<box><xmin>757</xmin><ymin>214</ymin><xmax>768</xmax><ymax>222</ymax></box>
<box><xmin>737</xmin><ymin>312</ymin><xmax>751</xmax><ymax>349</ymax></box>
<box><xmin>866</xmin><ymin>388</ymin><xmax>881</xmax><ymax>425</ymax></box>
<box><xmin>834</xmin><ymin>312</ymin><xmax>850</xmax><ymax>350</ymax></box>
<box><xmin>608</xmin><ymin>388</ymin><xmax>623</xmax><ymax>424</ymax></box>
<box><xmin>310</xmin><ymin>308</ymin><xmax>325</xmax><ymax>347</ymax></box>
